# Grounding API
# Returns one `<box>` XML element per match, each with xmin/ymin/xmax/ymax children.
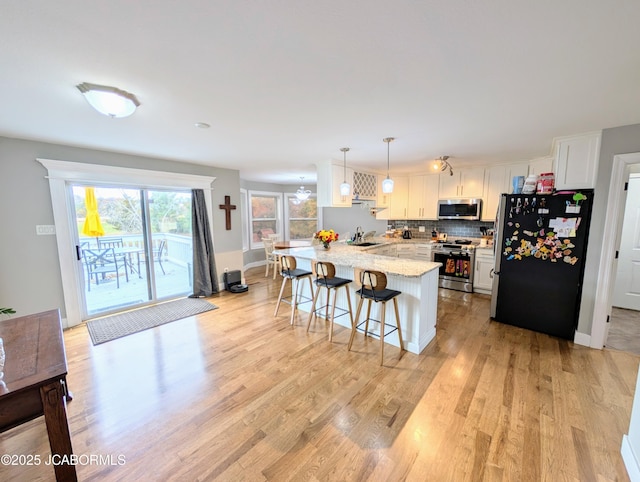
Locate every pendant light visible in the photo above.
<box><xmin>339</xmin><ymin>147</ymin><xmax>351</xmax><ymax>196</ymax></box>
<box><xmin>295</xmin><ymin>177</ymin><xmax>311</xmax><ymax>201</ymax></box>
<box><xmin>381</xmin><ymin>137</ymin><xmax>395</xmax><ymax>194</ymax></box>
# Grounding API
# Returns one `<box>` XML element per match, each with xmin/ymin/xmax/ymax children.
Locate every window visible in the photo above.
<box><xmin>285</xmin><ymin>194</ymin><xmax>320</xmax><ymax>240</ymax></box>
<box><xmin>249</xmin><ymin>191</ymin><xmax>282</xmax><ymax>249</ymax></box>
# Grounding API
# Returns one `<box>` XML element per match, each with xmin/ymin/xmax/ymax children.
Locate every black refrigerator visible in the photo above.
<box><xmin>489</xmin><ymin>190</ymin><xmax>594</xmax><ymax>339</ymax></box>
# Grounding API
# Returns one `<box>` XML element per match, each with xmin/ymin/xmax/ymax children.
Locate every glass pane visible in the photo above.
<box><xmin>75</xmin><ymin>186</ymin><xmax>149</xmax><ymax>315</ymax></box>
<box><xmin>251</xmin><ymin>196</ymin><xmax>276</xmax><ymax>218</ymax></box>
<box><xmin>288</xmin><ymin>198</ymin><xmax>317</xmax><ymax>218</ymax></box>
<box><xmin>290</xmin><ymin>220</ymin><xmax>317</xmax><ymax>239</ymax></box>
<box><xmin>148</xmin><ymin>191</ymin><xmax>193</xmax><ymax>300</ymax></box>
<box><xmin>252</xmin><ymin>220</ymin><xmax>277</xmax><ymax>242</ymax></box>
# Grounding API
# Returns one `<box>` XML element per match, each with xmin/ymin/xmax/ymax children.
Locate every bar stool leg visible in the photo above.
<box><xmin>380</xmin><ymin>301</ymin><xmax>387</xmax><ymax>366</ymax></box>
<box><xmin>306</xmin><ymin>284</ymin><xmax>322</xmax><ymax>331</ymax></box>
<box><xmin>290</xmin><ymin>277</ymin><xmax>299</xmax><ymax>325</ymax></box>
<box><xmin>274</xmin><ymin>276</ymin><xmax>288</xmax><ymax>317</ymax></box>
<box><xmin>363</xmin><ymin>300</ymin><xmax>373</xmax><ymax>340</ymax></box>
<box><xmin>393</xmin><ymin>298</ymin><xmax>405</xmax><ymax>354</ymax></box>
<box><xmin>344</xmin><ymin>286</ymin><xmax>354</xmax><ymax>328</ymax></box>
<box><xmin>328</xmin><ymin>287</ymin><xmax>339</xmax><ymax>342</ymax></box>
<box><xmin>348</xmin><ymin>297</ymin><xmax>365</xmax><ymax>351</ymax></box>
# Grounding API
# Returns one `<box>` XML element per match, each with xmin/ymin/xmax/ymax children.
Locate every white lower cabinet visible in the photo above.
<box><xmin>473</xmin><ymin>248</ymin><xmax>495</xmax><ymax>294</ymax></box>
<box><xmin>396</xmin><ymin>244</ymin><xmax>416</xmax><ymax>259</ymax></box>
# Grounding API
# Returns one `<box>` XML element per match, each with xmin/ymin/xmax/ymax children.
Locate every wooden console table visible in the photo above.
<box><xmin>0</xmin><ymin>309</ymin><xmax>76</xmax><ymax>481</ymax></box>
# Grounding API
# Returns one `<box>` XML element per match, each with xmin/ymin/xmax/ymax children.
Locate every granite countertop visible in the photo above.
<box><xmin>274</xmin><ymin>241</ymin><xmax>441</xmax><ymax>278</ymax></box>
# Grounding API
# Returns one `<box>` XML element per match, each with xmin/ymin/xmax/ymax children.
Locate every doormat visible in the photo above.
<box><xmin>86</xmin><ymin>298</ymin><xmax>218</xmax><ymax>345</ymax></box>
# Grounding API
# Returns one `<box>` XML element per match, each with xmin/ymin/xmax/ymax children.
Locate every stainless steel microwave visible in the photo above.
<box><xmin>437</xmin><ymin>199</ymin><xmax>482</xmax><ymax>220</ymax></box>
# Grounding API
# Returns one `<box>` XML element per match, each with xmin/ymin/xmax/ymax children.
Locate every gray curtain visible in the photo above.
<box><xmin>190</xmin><ymin>189</ymin><xmax>219</xmax><ymax>297</ymax></box>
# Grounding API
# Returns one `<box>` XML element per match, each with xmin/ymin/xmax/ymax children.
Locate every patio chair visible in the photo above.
<box><xmin>82</xmin><ymin>247</ymin><xmax>129</xmax><ymax>291</ymax></box>
<box><xmin>98</xmin><ymin>237</ymin><xmax>124</xmax><ymax>249</ymax></box>
<box><xmin>139</xmin><ymin>239</ymin><xmax>167</xmax><ymax>275</ymax></box>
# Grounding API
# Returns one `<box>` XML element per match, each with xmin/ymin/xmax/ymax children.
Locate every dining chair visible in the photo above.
<box><xmin>263</xmin><ymin>238</ymin><xmax>281</xmax><ymax>279</ymax></box>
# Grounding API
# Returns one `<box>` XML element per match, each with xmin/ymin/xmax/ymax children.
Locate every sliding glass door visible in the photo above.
<box><xmin>73</xmin><ymin>185</ymin><xmax>192</xmax><ymax>318</ymax></box>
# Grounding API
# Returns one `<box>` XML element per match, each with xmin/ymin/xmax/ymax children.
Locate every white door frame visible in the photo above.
<box><xmin>37</xmin><ymin>158</ymin><xmax>216</xmax><ymax>328</ymax></box>
<box><xmin>591</xmin><ymin>152</ymin><xmax>640</xmax><ymax>348</ymax></box>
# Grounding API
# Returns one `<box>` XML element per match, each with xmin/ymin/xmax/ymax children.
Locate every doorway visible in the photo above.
<box><xmin>591</xmin><ymin>153</ymin><xmax>640</xmax><ymax>350</ymax></box>
<box><xmin>73</xmin><ymin>185</ymin><xmax>193</xmax><ymax>318</ymax></box>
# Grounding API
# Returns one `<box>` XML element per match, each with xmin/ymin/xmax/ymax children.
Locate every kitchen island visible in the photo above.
<box><xmin>274</xmin><ymin>242</ymin><xmax>441</xmax><ymax>354</ymax></box>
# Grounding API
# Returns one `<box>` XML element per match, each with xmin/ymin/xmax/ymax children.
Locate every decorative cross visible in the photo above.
<box><xmin>219</xmin><ymin>195</ymin><xmax>236</xmax><ymax>230</ymax></box>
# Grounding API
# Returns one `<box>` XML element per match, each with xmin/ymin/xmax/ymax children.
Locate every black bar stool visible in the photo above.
<box><xmin>306</xmin><ymin>260</ymin><xmax>354</xmax><ymax>342</ymax></box>
<box><xmin>347</xmin><ymin>268</ymin><xmax>405</xmax><ymax>365</ymax></box>
<box><xmin>274</xmin><ymin>255</ymin><xmax>313</xmax><ymax>325</ymax></box>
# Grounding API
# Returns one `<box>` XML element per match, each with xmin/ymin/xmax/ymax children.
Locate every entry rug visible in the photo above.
<box><xmin>87</xmin><ymin>298</ymin><xmax>218</xmax><ymax>345</ymax></box>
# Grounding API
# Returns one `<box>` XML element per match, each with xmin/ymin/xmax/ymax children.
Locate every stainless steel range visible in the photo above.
<box><xmin>431</xmin><ymin>240</ymin><xmax>476</xmax><ymax>292</ymax></box>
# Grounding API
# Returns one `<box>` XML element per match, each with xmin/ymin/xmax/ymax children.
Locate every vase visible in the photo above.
<box><xmin>323</xmin><ymin>242</ymin><xmax>331</xmax><ymax>250</ymax></box>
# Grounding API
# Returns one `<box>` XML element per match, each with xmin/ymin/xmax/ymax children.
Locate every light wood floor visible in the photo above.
<box><xmin>1</xmin><ymin>267</ymin><xmax>638</xmax><ymax>481</ymax></box>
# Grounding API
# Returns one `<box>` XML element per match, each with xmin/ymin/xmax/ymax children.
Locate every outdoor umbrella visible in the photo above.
<box><xmin>82</xmin><ymin>187</ymin><xmax>104</xmax><ymax>244</ymax></box>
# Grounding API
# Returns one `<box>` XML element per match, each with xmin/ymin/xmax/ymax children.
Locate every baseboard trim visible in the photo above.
<box><xmin>573</xmin><ymin>330</ymin><xmax>591</xmax><ymax>347</ymax></box>
<box><xmin>622</xmin><ymin>434</ymin><xmax>640</xmax><ymax>482</ymax></box>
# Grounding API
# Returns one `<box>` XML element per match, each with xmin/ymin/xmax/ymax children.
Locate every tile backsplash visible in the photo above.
<box><xmin>388</xmin><ymin>219</ymin><xmax>494</xmax><ymax>239</ymax></box>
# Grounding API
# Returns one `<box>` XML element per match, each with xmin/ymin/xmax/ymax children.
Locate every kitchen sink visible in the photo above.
<box><xmin>352</xmin><ymin>242</ymin><xmax>380</xmax><ymax>247</ymax></box>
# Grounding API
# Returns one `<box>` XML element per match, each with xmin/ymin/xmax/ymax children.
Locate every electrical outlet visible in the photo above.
<box><xmin>36</xmin><ymin>225</ymin><xmax>56</xmax><ymax>235</ymax></box>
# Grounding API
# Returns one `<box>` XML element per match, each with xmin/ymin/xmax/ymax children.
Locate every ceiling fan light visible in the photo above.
<box><xmin>77</xmin><ymin>82</ymin><xmax>140</xmax><ymax>118</ymax></box>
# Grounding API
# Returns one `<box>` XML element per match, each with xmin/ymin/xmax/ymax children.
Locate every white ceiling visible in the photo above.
<box><xmin>2</xmin><ymin>1</ymin><xmax>640</xmax><ymax>184</ymax></box>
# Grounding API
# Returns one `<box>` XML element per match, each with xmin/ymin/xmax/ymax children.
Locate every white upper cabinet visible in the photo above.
<box><xmin>482</xmin><ymin>163</ymin><xmax>528</xmax><ymax>221</ymax></box>
<box><xmin>387</xmin><ymin>176</ymin><xmax>410</xmax><ymax>220</ymax></box>
<box><xmin>439</xmin><ymin>167</ymin><xmax>485</xmax><ymax>199</ymax></box>
<box><xmin>554</xmin><ymin>131</ymin><xmax>601</xmax><ymax>189</ymax></box>
<box><xmin>316</xmin><ymin>160</ymin><xmax>353</xmax><ymax>207</ymax></box>
<box><xmin>528</xmin><ymin>156</ymin><xmax>555</xmax><ymax>177</ymax></box>
<box><xmin>408</xmin><ymin>174</ymin><xmax>439</xmax><ymax>219</ymax></box>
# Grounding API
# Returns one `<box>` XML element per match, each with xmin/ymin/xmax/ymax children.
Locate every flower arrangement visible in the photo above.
<box><xmin>314</xmin><ymin>229</ymin><xmax>339</xmax><ymax>249</ymax></box>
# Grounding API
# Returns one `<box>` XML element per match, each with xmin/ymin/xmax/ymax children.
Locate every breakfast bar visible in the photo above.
<box><xmin>274</xmin><ymin>242</ymin><xmax>441</xmax><ymax>354</ymax></box>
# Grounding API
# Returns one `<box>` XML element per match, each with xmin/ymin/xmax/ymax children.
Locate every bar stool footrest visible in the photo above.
<box><xmin>312</xmin><ymin>304</ymin><xmax>350</xmax><ymax>320</ymax></box>
<box><xmin>354</xmin><ymin>318</ymin><xmax>400</xmax><ymax>339</ymax></box>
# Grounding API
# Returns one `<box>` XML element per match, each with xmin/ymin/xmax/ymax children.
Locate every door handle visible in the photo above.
<box><xmin>489</xmin><ymin>268</ymin><xmax>494</xmax><ymax>278</ymax></box>
<box><xmin>76</xmin><ymin>245</ymin><xmax>82</xmax><ymax>261</ymax></box>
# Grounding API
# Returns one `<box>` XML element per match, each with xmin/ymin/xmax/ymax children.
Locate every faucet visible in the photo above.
<box><xmin>354</xmin><ymin>226</ymin><xmax>364</xmax><ymax>244</ymax></box>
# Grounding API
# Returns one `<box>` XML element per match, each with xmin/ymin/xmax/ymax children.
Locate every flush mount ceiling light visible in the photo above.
<box><xmin>76</xmin><ymin>82</ymin><xmax>140</xmax><ymax>118</ymax></box>
<box><xmin>432</xmin><ymin>155</ymin><xmax>454</xmax><ymax>176</ymax></box>
<box><xmin>381</xmin><ymin>137</ymin><xmax>395</xmax><ymax>194</ymax></box>
<box><xmin>339</xmin><ymin>147</ymin><xmax>351</xmax><ymax>196</ymax></box>
<box><xmin>295</xmin><ymin>177</ymin><xmax>312</xmax><ymax>201</ymax></box>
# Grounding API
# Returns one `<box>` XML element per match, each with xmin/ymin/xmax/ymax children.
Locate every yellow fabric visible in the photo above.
<box><xmin>82</xmin><ymin>187</ymin><xmax>104</xmax><ymax>237</ymax></box>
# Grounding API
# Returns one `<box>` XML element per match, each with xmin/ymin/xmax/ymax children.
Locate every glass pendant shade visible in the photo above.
<box><xmin>339</xmin><ymin>147</ymin><xmax>351</xmax><ymax>196</ymax></box>
<box><xmin>381</xmin><ymin>176</ymin><xmax>394</xmax><ymax>193</ymax></box>
<box><xmin>77</xmin><ymin>82</ymin><xmax>140</xmax><ymax>118</ymax></box>
<box><xmin>381</xmin><ymin>137</ymin><xmax>395</xmax><ymax>194</ymax></box>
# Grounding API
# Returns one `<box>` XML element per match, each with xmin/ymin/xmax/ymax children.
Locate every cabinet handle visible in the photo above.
<box><xmin>476</xmin><ymin>261</ymin><xmax>479</xmax><ymax>272</ymax></box>
<box><xmin>460</xmin><ymin>185</ymin><xmax>463</xmax><ymax>196</ymax></box>
<box><xmin>489</xmin><ymin>268</ymin><xmax>494</xmax><ymax>278</ymax></box>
